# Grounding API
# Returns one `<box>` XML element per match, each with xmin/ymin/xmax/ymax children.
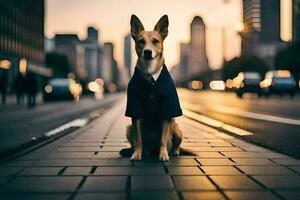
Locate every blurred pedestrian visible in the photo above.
<box><xmin>25</xmin><ymin>72</ymin><xmax>37</xmax><ymax>108</ymax></box>
<box><xmin>0</xmin><ymin>70</ymin><xmax>8</xmax><ymax>104</ymax></box>
<box><xmin>13</xmin><ymin>72</ymin><xmax>26</xmax><ymax>105</ymax></box>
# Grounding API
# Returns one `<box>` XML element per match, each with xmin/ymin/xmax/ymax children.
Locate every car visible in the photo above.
<box><xmin>260</xmin><ymin>70</ymin><xmax>296</xmax><ymax>97</ymax></box>
<box><xmin>43</xmin><ymin>78</ymin><xmax>82</xmax><ymax>101</ymax></box>
<box><xmin>234</xmin><ymin>72</ymin><xmax>262</xmax><ymax>98</ymax></box>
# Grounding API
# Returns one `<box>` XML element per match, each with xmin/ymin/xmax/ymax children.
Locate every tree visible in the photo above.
<box><xmin>223</xmin><ymin>55</ymin><xmax>269</xmax><ymax>80</ymax></box>
<box><xmin>274</xmin><ymin>42</ymin><xmax>300</xmax><ymax>79</ymax></box>
<box><xmin>45</xmin><ymin>52</ymin><xmax>71</xmax><ymax>78</ymax></box>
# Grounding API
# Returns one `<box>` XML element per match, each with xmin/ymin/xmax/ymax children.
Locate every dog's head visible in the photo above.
<box><xmin>130</xmin><ymin>15</ymin><xmax>169</xmax><ymax>75</ymax></box>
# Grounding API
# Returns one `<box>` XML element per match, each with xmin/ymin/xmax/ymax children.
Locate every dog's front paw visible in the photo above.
<box><xmin>159</xmin><ymin>148</ymin><xmax>169</xmax><ymax>161</ymax></box>
<box><xmin>172</xmin><ymin>148</ymin><xmax>180</xmax><ymax>156</ymax></box>
<box><xmin>130</xmin><ymin>149</ymin><xmax>142</xmax><ymax>161</ymax></box>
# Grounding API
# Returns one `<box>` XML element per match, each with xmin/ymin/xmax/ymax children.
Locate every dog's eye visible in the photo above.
<box><xmin>138</xmin><ymin>39</ymin><xmax>145</xmax><ymax>45</ymax></box>
<box><xmin>152</xmin><ymin>39</ymin><xmax>159</xmax><ymax>45</ymax></box>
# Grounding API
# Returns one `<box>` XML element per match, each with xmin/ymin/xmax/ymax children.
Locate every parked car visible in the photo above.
<box><xmin>260</xmin><ymin>70</ymin><xmax>296</xmax><ymax>97</ymax></box>
<box><xmin>43</xmin><ymin>78</ymin><xmax>82</xmax><ymax>101</ymax></box>
<box><xmin>234</xmin><ymin>72</ymin><xmax>262</xmax><ymax>98</ymax></box>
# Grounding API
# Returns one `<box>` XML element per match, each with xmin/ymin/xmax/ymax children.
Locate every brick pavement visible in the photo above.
<box><xmin>0</xmin><ymin>99</ymin><xmax>299</xmax><ymax>200</ymax></box>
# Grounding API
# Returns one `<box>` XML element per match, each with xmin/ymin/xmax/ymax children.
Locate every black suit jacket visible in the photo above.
<box><xmin>125</xmin><ymin>65</ymin><xmax>182</xmax><ymax>132</ymax></box>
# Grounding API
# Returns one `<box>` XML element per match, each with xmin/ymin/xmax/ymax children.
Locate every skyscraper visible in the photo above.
<box><xmin>102</xmin><ymin>42</ymin><xmax>119</xmax><ymax>87</ymax></box>
<box><xmin>173</xmin><ymin>16</ymin><xmax>209</xmax><ymax>84</ymax></box>
<box><xmin>241</xmin><ymin>0</ymin><xmax>283</xmax><ymax>66</ymax></box>
<box><xmin>293</xmin><ymin>0</ymin><xmax>300</xmax><ymax>41</ymax></box>
<box><xmin>189</xmin><ymin>16</ymin><xmax>209</xmax><ymax>77</ymax></box>
<box><xmin>0</xmin><ymin>0</ymin><xmax>50</xmax><ymax>90</ymax></box>
<box><xmin>54</xmin><ymin>34</ymin><xmax>86</xmax><ymax>80</ymax></box>
<box><xmin>242</xmin><ymin>0</ymin><xmax>280</xmax><ymax>42</ymax></box>
<box><xmin>82</xmin><ymin>27</ymin><xmax>102</xmax><ymax>81</ymax></box>
<box><xmin>124</xmin><ymin>34</ymin><xmax>132</xmax><ymax>77</ymax></box>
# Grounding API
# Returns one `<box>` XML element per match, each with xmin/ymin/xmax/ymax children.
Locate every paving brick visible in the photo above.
<box><xmin>195</xmin><ymin>152</ymin><xmax>225</xmax><ymax>158</ymax></box>
<box><xmin>74</xmin><ymin>193</ymin><xmax>126</xmax><ymax>200</ymax></box>
<box><xmin>0</xmin><ymin>177</ymin><xmax>82</xmax><ymax>192</ymax></box>
<box><xmin>211</xmin><ymin>147</ymin><xmax>244</xmax><ymax>152</ymax></box>
<box><xmin>131</xmin><ymin>175</ymin><xmax>173</xmax><ymax>190</ymax></box>
<box><xmin>133</xmin><ymin>160</ymin><xmax>164</xmax><ymax>167</ymax></box>
<box><xmin>34</xmin><ymin>158</ymin><xmax>132</xmax><ymax>167</ymax></box>
<box><xmin>0</xmin><ymin>167</ymin><xmax>24</xmax><ymax>176</ymax></box>
<box><xmin>210</xmin><ymin>176</ymin><xmax>262</xmax><ymax>190</ymax></box>
<box><xmin>63</xmin><ymin>167</ymin><xmax>92</xmax><ymax>175</ymax></box>
<box><xmin>0</xmin><ymin>177</ymin><xmax>13</xmax><ymax>187</ymax></box>
<box><xmin>182</xmin><ymin>191</ymin><xmax>225</xmax><ymax>200</ymax></box>
<box><xmin>237</xmin><ymin>166</ymin><xmax>295</xmax><ymax>175</ymax></box>
<box><xmin>131</xmin><ymin>191</ymin><xmax>179</xmax><ymax>200</ymax></box>
<box><xmin>18</xmin><ymin>167</ymin><xmax>62</xmax><ymax>176</ymax></box>
<box><xmin>167</xmin><ymin>167</ymin><xmax>203</xmax><ymax>175</ymax></box>
<box><xmin>261</xmin><ymin>152</ymin><xmax>291</xmax><ymax>159</ymax></box>
<box><xmin>222</xmin><ymin>152</ymin><xmax>264</xmax><ymax>158</ymax></box>
<box><xmin>80</xmin><ymin>176</ymin><xmax>127</xmax><ymax>191</ymax></box>
<box><xmin>47</xmin><ymin>152</ymin><xmax>96</xmax><ymax>159</ymax></box>
<box><xmin>232</xmin><ymin>158</ymin><xmax>277</xmax><ymax>165</ymax></box>
<box><xmin>99</xmin><ymin>146</ymin><xmax>123</xmax><ymax>151</ymax></box>
<box><xmin>225</xmin><ymin>191</ymin><xmax>280</xmax><ymax>200</ymax></box>
<box><xmin>201</xmin><ymin>166</ymin><xmax>242</xmax><ymax>175</ymax></box>
<box><xmin>94</xmin><ymin>166</ymin><xmax>165</xmax><ymax>175</ymax></box>
<box><xmin>276</xmin><ymin>191</ymin><xmax>300</xmax><ymax>200</ymax></box>
<box><xmin>209</xmin><ymin>142</ymin><xmax>233</xmax><ymax>147</ymax></box>
<box><xmin>58</xmin><ymin>147</ymin><xmax>101</xmax><ymax>152</ymax></box>
<box><xmin>164</xmin><ymin>158</ymin><xmax>199</xmax><ymax>166</ymax></box>
<box><xmin>253</xmin><ymin>175</ymin><xmax>300</xmax><ymax>189</ymax></box>
<box><xmin>271</xmin><ymin>158</ymin><xmax>300</xmax><ymax>165</ymax></box>
<box><xmin>2</xmin><ymin>160</ymin><xmax>36</xmax><ymax>167</ymax></box>
<box><xmin>172</xmin><ymin>176</ymin><xmax>216</xmax><ymax>190</ymax></box>
<box><xmin>288</xmin><ymin>166</ymin><xmax>300</xmax><ymax>173</ymax></box>
<box><xmin>0</xmin><ymin>194</ymin><xmax>70</xmax><ymax>200</ymax></box>
<box><xmin>197</xmin><ymin>158</ymin><xmax>235</xmax><ymax>166</ymax></box>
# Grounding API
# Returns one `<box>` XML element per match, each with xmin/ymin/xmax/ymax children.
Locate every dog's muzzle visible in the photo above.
<box><xmin>143</xmin><ymin>49</ymin><xmax>152</xmax><ymax>60</ymax></box>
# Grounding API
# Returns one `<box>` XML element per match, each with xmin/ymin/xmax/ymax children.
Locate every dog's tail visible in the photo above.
<box><xmin>119</xmin><ymin>147</ymin><xmax>196</xmax><ymax>157</ymax></box>
<box><xmin>119</xmin><ymin>147</ymin><xmax>134</xmax><ymax>157</ymax></box>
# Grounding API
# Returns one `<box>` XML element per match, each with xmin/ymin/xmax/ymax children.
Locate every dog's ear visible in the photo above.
<box><xmin>154</xmin><ymin>15</ymin><xmax>169</xmax><ymax>40</ymax></box>
<box><xmin>130</xmin><ymin>15</ymin><xmax>144</xmax><ymax>40</ymax></box>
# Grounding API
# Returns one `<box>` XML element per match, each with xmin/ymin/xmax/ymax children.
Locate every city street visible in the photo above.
<box><xmin>1</xmin><ymin>0</ymin><xmax>300</xmax><ymax>199</ymax></box>
<box><xmin>0</xmin><ymin>94</ymin><xmax>121</xmax><ymax>157</ymax></box>
<box><xmin>0</xmin><ymin>96</ymin><xmax>299</xmax><ymax>200</ymax></box>
<box><xmin>179</xmin><ymin>89</ymin><xmax>300</xmax><ymax>158</ymax></box>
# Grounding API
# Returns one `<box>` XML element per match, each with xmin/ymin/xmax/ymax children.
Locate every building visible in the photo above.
<box><xmin>102</xmin><ymin>42</ymin><xmax>119</xmax><ymax>87</ymax></box>
<box><xmin>173</xmin><ymin>16</ymin><xmax>209</xmax><ymax>84</ymax></box>
<box><xmin>189</xmin><ymin>16</ymin><xmax>209</xmax><ymax>77</ymax></box>
<box><xmin>241</xmin><ymin>0</ymin><xmax>284</xmax><ymax>65</ymax></box>
<box><xmin>0</xmin><ymin>0</ymin><xmax>51</xmax><ymax>91</ymax></box>
<box><xmin>172</xmin><ymin>43</ymin><xmax>190</xmax><ymax>83</ymax></box>
<box><xmin>54</xmin><ymin>34</ymin><xmax>86</xmax><ymax>80</ymax></box>
<box><xmin>82</xmin><ymin>27</ymin><xmax>102</xmax><ymax>82</ymax></box>
<box><xmin>124</xmin><ymin>34</ymin><xmax>132</xmax><ymax>77</ymax></box>
<box><xmin>293</xmin><ymin>0</ymin><xmax>300</xmax><ymax>41</ymax></box>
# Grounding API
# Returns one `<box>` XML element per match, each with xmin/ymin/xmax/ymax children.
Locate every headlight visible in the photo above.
<box><xmin>45</xmin><ymin>85</ymin><xmax>52</xmax><ymax>93</ymax></box>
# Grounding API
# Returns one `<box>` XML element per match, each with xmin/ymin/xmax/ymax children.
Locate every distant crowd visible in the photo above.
<box><xmin>0</xmin><ymin>71</ymin><xmax>37</xmax><ymax>108</ymax></box>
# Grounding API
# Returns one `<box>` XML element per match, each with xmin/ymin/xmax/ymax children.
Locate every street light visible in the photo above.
<box><xmin>19</xmin><ymin>58</ymin><xmax>27</xmax><ymax>75</ymax></box>
<box><xmin>0</xmin><ymin>59</ymin><xmax>11</xmax><ymax>70</ymax></box>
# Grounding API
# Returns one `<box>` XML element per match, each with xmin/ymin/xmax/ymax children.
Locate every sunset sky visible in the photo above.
<box><xmin>45</xmin><ymin>0</ymin><xmax>242</xmax><ymax>70</ymax></box>
<box><xmin>45</xmin><ymin>0</ymin><xmax>291</xmax><ymax>70</ymax></box>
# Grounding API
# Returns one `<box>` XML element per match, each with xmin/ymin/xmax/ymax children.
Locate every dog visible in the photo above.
<box><xmin>124</xmin><ymin>15</ymin><xmax>183</xmax><ymax>161</ymax></box>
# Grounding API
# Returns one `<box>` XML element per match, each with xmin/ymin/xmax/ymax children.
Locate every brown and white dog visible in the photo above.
<box><xmin>125</xmin><ymin>15</ymin><xmax>183</xmax><ymax>161</ymax></box>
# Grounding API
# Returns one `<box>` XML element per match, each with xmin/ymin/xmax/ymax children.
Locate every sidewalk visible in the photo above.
<box><xmin>0</xmin><ymin>98</ymin><xmax>299</xmax><ymax>200</ymax></box>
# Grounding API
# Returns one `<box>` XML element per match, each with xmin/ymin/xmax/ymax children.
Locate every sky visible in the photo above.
<box><xmin>45</xmin><ymin>0</ymin><xmax>243</xmax><ymax>70</ymax></box>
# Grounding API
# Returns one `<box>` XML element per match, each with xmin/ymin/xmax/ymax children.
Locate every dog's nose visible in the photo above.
<box><xmin>143</xmin><ymin>49</ymin><xmax>152</xmax><ymax>59</ymax></box>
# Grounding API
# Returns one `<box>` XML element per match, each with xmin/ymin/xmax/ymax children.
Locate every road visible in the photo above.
<box><xmin>0</xmin><ymin>93</ymin><xmax>121</xmax><ymax>155</ymax></box>
<box><xmin>178</xmin><ymin>89</ymin><xmax>300</xmax><ymax>158</ymax></box>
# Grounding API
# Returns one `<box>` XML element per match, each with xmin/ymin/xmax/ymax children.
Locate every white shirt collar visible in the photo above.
<box><xmin>152</xmin><ymin>66</ymin><xmax>163</xmax><ymax>81</ymax></box>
